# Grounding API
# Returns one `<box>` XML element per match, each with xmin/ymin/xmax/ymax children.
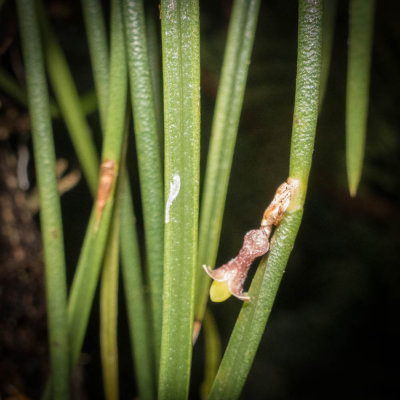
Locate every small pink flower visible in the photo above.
<box><xmin>203</xmin><ymin>229</ymin><xmax>270</xmax><ymax>301</ymax></box>
<box><xmin>203</xmin><ymin>178</ymin><xmax>299</xmax><ymax>302</ymax></box>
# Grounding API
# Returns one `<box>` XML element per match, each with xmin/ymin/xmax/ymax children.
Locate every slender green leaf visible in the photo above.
<box><xmin>67</xmin><ymin>0</ymin><xmax>127</xmax><ymax>370</ymax></box>
<box><xmin>146</xmin><ymin>3</ymin><xmax>163</xmax><ymax>146</ymax></box>
<box><xmin>195</xmin><ymin>0</ymin><xmax>261</xmax><ymax>323</ymax></box>
<box><xmin>100</xmin><ymin>202</ymin><xmax>120</xmax><ymax>400</ymax></box>
<box><xmin>289</xmin><ymin>0</ymin><xmax>323</xmax><ymax>192</ymax></box>
<box><xmin>208</xmin><ymin>2</ymin><xmax>323</xmax><ymax>399</ymax></box>
<box><xmin>77</xmin><ymin>90</ymin><xmax>99</xmax><ymax>118</ymax></box>
<box><xmin>158</xmin><ymin>1</ymin><xmax>200</xmax><ymax>399</ymax></box>
<box><xmin>201</xmin><ymin>311</ymin><xmax>221</xmax><ymax>400</ymax></box>
<box><xmin>123</xmin><ymin>0</ymin><xmax>164</xmax><ymax>366</ymax></box>
<box><xmin>0</xmin><ymin>67</ymin><xmax>29</xmax><ymax>106</ymax></box>
<box><xmin>16</xmin><ymin>0</ymin><xmax>69</xmax><ymax>398</ymax></box>
<box><xmin>0</xmin><ymin>67</ymin><xmax>96</xmax><ymax>118</ymax></box>
<box><xmin>81</xmin><ymin>0</ymin><xmax>110</xmax><ymax>129</ymax></box>
<box><xmin>319</xmin><ymin>0</ymin><xmax>338</xmax><ymax>107</ymax></box>
<box><xmin>83</xmin><ymin>1</ymin><xmax>155</xmax><ymax>396</ymax></box>
<box><xmin>346</xmin><ymin>0</ymin><xmax>375</xmax><ymax>196</ymax></box>
<box><xmin>37</xmin><ymin>1</ymin><xmax>99</xmax><ymax>196</ymax></box>
<box><xmin>120</xmin><ymin>175</ymin><xmax>155</xmax><ymax>400</ymax></box>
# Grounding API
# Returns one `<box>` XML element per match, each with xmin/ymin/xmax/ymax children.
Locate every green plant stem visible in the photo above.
<box><xmin>208</xmin><ymin>2</ymin><xmax>323</xmax><ymax>399</ymax></box>
<box><xmin>201</xmin><ymin>311</ymin><xmax>221</xmax><ymax>400</ymax></box>
<box><xmin>120</xmin><ymin>176</ymin><xmax>155</xmax><ymax>400</ymax></box>
<box><xmin>100</xmin><ymin>202</ymin><xmax>120</xmax><ymax>400</ymax></box>
<box><xmin>289</xmin><ymin>0</ymin><xmax>323</xmax><ymax>193</ymax></box>
<box><xmin>0</xmin><ymin>67</ymin><xmax>97</xmax><ymax>118</ymax></box>
<box><xmin>123</xmin><ymin>0</ymin><xmax>164</xmax><ymax>368</ymax></box>
<box><xmin>158</xmin><ymin>1</ymin><xmax>200</xmax><ymax>399</ymax></box>
<box><xmin>82</xmin><ymin>1</ymin><xmax>155</xmax><ymax>397</ymax></box>
<box><xmin>146</xmin><ymin>3</ymin><xmax>163</xmax><ymax>146</ymax></box>
<box><xmin>0</xmin><ymin>67</ymin><xmax>28</xmax><ymax>106</ymax></box>
<box><xmin>346</xmin><ymin>0</ymin><xmax>375</xmax><ymax>196</ymax></box>
<box><xmin>81</xmin><ymin>0</ymin><xmax>110</xmax><ymax>129</ymax></box>
<box><xmin>67</xmin><ymin>0</ymin><xmax>127</xmax><ymax>370</ymax></box>
<box><xmin>16</xmin><ymin>0</ymin><xmax>69</xmax><ymax>398</ymax></box>
<box><xmin>195</xmin><ymin>0</ymin><xmax>261</xmax><ymax>323</ymax></box>
<box><xmin>38</xmin><ymin>1</ymin><xmax>99</xmax><ymax>196</ymax></box>
<box><xmin>319</xmin><ymin>0</ymin><xmax>338</xmax><ymax>107</ymax></box>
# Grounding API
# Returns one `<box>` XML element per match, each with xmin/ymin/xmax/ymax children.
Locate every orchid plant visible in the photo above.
<box><xmin>2</xmin><ymin>0</ymin><xmax>375</xmax><ymax>398</ymax></box>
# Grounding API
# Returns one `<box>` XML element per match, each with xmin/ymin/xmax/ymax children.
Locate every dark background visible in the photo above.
<box><xmin>1</xmin><ymin>0</ymin><xmax>399</xmax><ymax>399</ymax></box>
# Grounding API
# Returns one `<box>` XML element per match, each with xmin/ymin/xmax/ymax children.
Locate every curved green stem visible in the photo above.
<box><xmin>208</xmin><ymin>2</ymin><xmax>323</xmax><ymax>399</ymax></box>
<box><xmin>67</xmin><ymin>0</ymin><xmax>127</xmax><ymax>370</ymax></box>
<box><xmin>0</xmin><ymin>67</ymin><xmax>96</xmax><ymax>118</ymax></box>
<box><xmin>83</xmin><ymin>1</ymin><xmax>155</xmax><ymax>398</ymax></box>
<box><xmin>16</xmin><ymin>0</ymin><xmax>69</xmax><ymax>398</ymax></box>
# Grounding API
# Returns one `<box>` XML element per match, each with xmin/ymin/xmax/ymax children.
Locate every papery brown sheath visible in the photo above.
<box><xmin>95</xmin><ymin>159</ymin><xmax>116</xmax><ymax>231</ymax></box>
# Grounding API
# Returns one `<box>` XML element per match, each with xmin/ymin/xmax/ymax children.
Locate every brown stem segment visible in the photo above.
<box><xmin>260</xmin><ymin>177</ymin><xmax>300</xmax><ymax>236</ymax></box>
<box><xmin>95</xmin><ymin>159</ymin><xmax>116</xmax><ymax>231</ymax></box>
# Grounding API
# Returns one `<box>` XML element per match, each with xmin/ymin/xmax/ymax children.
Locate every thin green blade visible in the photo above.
<box><xmin>346</xmin><ymin>0</ymin><xmax>375</xmax><ymax>196</ymax></box>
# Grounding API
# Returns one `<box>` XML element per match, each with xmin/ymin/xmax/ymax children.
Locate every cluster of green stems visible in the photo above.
<box><xmin>9</xmin><ymin>0</ymin><xmax>373</xmax><ymax>398</ymax></box>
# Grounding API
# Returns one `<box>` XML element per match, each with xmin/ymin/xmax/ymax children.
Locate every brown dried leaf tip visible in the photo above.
<box><xmin>95</xmin><ymin>159</ymin><xmax>116</xmax><ymax>231</ymax></box>
<box><xmin>204</xmin><ymin>178</ymin><xmax>299</xmax><ymax>302</ymax></box>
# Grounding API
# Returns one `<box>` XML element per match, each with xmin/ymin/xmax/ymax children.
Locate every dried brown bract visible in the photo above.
<box><xmin>260</xmin><ymin>177</ymin><xmax>299</xmax><ymax>236</ymax></box>
<box><xmin>95</xmin><ymin>159</ymin><xmax>116</xmax><ymax>230</ymax></box>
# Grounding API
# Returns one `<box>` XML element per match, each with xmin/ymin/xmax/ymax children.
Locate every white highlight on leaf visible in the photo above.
<box><xmin>165</xmin><ymin>174</ymin><xmax>181</xmax><ymax>223</ymax></box>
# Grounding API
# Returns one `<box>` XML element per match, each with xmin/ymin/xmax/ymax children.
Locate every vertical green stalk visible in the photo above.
<box><xmin>16</xmin><ymin>0</ymin><xmax>69</xmax><ymax>398</ymax></box>
<box><xmin>120</xmin><ymin>176</ymin><xmax>155</xmax><ymax>400</ymax></box>
<box><xmin>146</xmin><ymin>3</ymin><xmax>164</xmax><ymax>145</ymax></box>
<box><xmin>289</xmin><ymin>0</ymin><xmax>323</xmax><ymax>192</ymax></box>
<box><xmin>82</xmin><ymin>1</ymin><xmax>155</xmax><ymax>397</ymax></box>
<box><xmin>81</xmin><ymin>0</ymin><xmax>110</xmax><ymax>129</ymax></box>
<box><xmin>67</xmin><ymin>0</ymin><xmax>127</xmax><ymax>370</ymax></box>
<box><xmin>201</xmin><ymin>311</ymin><xmax>221</xmax><ymax>400</ymax></box>
<box><xmin>100</xmin><ymin>205</ymin><xmax>120</xmax><ymax>400</ymax></box>
<box><xmin>123</xmin><ymin>0</ymin><xmax>164</xmax><ymax>366</ymax></box>
<box><xmin>158</xmin><ymin>1</ymin><xmax>200</xmax><ymax>399</ymax></box>
<box><xmin>195</xmin><ymin>0</ymin><xmax>261</xmax><ymax>323</ymax></box>
<box><xmin>208</xmin><ymin>2</ymin><xmax>323</xmax><ymax>399</ymax></box>
<box><xmin>346</xmin><ymin>0</ymin><xmax>375</xmax><ymax>196</ymax></box>
<box><xmin>319</xmin><ymin>0</ymin><xmax>337</xmax><ymax>107</ymax></box>
<box><xmin>37</xmin><ymin>1</ymin><xmax>99</xmax><ymax>196</ymax></box>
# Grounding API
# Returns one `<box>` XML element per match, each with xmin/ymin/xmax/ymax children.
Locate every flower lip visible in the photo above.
<box><xmin>203</xmin><ymin>229</ymin><xmax>269</xmax><ymax>301</ymax></box>
<box><xmin>204</xmin><ymin>178</ymin><xmax>299</xmax><ymax>302</ymax></box>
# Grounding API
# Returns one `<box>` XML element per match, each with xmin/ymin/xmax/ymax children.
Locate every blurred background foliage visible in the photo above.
<box><xmin>0</xmin><ymin>0</ymin><xmax>399</xmax><ymax>399</ymax></box>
